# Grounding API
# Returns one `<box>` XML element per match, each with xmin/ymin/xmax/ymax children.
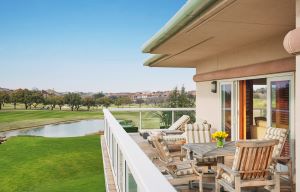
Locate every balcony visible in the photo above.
<box><xmin>101</xmin><ymin>108</ymin><xmax>290</xmax><ymax>192</ymax></box>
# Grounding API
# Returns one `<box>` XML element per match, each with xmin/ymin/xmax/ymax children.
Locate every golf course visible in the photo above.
<box><xmin>0</xmin><ymin>105</ymin><xmax>164</xmax><ymax>192</ymax></box>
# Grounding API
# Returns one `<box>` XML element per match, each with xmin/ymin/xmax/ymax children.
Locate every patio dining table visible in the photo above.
<box><xmin>182</xmin><ymin>141</ymin><xmax>237</xmax><ymax>164</ymax></box>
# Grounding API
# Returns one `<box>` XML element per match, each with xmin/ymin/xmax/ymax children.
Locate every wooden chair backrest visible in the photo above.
<box><xmin>151</xmin><ymin>134</ymin><xmax>173</xmax><ymax>163</ymax></box>
<box><xmin>232</xmin><ymin>139</ymin><xmax>278</xmax><ymax>180</ymax></box>
<box><xmin>169</xmin><ymin>115</ymin><xmax>190</xmax><ymax>131</ymax></box>
<box><xmin>185</xmin><ymin>122</ymin><xmax>211</xmax><ymax>144</ymax></box>
<box><xmin>264</xmin><ymin>127</ymin><xmax>288</xmax><ymax>157</ymax></box>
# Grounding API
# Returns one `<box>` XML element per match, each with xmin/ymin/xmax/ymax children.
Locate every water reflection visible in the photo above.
<box><xmin>3</xmin><ymin>119</ymin><xmax>104</xmax><ymax>138</ymax></box>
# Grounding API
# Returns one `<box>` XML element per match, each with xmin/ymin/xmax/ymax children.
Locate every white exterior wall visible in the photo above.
<box><xmin>196</xmin><ymin>81</ymin><xmax>220</xmax><ymax>132</ymax></box>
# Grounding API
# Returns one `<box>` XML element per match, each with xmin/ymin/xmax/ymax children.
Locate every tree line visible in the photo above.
<box><xmin>0</xmin><ymin>86</ymin><xmax>196</xmax><ymax>113</ymax></box>
<box><xmin>0</xmin><ymin>89</ymin><xmax>135</xmax><ymax>111</ymax></box>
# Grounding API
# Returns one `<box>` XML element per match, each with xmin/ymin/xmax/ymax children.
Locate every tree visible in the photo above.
<box><xmin>136</xmin><ymin>99</ymin><xmax>144</xmax><ymax>108</ymax></box>
<box><xmin>120</xmin><ymin>96</ymin><xmax>132</xmax><ymax>107</ymax></box>
<box><xmin>0</xmin><ymin>91</ymin><xmax>10</xmax><ymax>110</ymax></box>
<box><xmin>31</xmin><ymin>90</ymin><xmax>44</xmax><ymax>108</ymax></box>
<box><xmin>158</xmin><ymin>86</ymin><xmax>196</xmax><ymax>127</ymax></box>
<box><xmin>114</xmin><ymin>97</ymin><xmax>122</xmax><ymax>107</ymax></box>
<box><xmin>146</xmin><ymin>97</ymin><xmax>166</xmax><ymax>106</ymax></box>
<box><xmin>64</xmin><ymin>93</ymin><xmax>82</xmax><ymax>111</ymax></box>
<box><xmin>167</xmin><ymin>87</ymin><xmax>180</xmax><ymax>107</ymax></box>
<box><xmin>10</xmin><ymin>90</ymin><xmax>22</xmax><ymax>109</ymax></box>
<box><xmin>97</xmin><ymin>97</ymin><xmax>112</xmax><ymax>108</ymax></box>
<box><xmin>93</xmin><ymin>92</ymin><xmax>105</xmax><ymax>99</ymax></box>
<box><xmin>56</xmin><ymin>96</ymin><xmax>65</xmax><ymax>110</ymax></box>
<box><xmin>114</xmin><ymin>96</ymin><xmax>132</xmax><ymax>107</ymax></box>
<box><xmin>83</xmin><ymin>97</ymin><xmax>95</xmax><ymax>111</ymax></box>
<box><xmin>14</xmin><ymin>89</ymin><xmax>33</xmax><ymax>110</ymax></box>
<box><xmin>44</xmin><ymin>95</ymin><xmax>58</xmax><ymax>110</ymax></box>
<box><xmin>178</xmin><ymin>86</ymin><xmax>195</xmax><ymax>108</ymax></box>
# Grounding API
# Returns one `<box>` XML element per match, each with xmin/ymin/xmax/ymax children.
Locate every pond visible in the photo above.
<box><xmin>3</xmin><ymin>119</ymin><xmax>104</xmax><ymax>138</ymax></box>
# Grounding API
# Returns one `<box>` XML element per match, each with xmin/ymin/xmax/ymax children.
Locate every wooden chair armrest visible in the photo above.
<box><xmin>273</xmin><ymin>156</ymin><xmax>291</xmax><ymax>164</ymax></box>
<box><xmin>217</xmin><ymin>163</ymin><xmax>239</xmax><ymax>176</ymax></box>
<box><xmin>168</xmin><ymin>160</ymin><xmax>196</xmax><ymax>166</ymax></box>
<box><xmin>273</xmin><ymin>156</ymin><xmax>290</xmax><ymax>161</ymax></box>
<box><xmin>171</xmin><ymin>153</ymin><xmax>185</xmax><ymax>159</ymax></box>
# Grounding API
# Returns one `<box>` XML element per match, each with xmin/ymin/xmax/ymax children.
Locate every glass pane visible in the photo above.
<box><xmin>251</xmin><ymin>82</ymin><xmax>267</xmax><ymax>139</ymax></box>
<box><xmin>221</xmin><ymin>84</ymin><xmax>232</xmax><ymax>140</ymax></box>
<box><xmin>118</xmin><ymin>150</ymin><xmax>124</xmax><ymax>192</ymax></box>
<box><xmin>126</xmin><ymin>163</ymin><xmax>137</xmax><ymax>192</ymax></box>
<box><xmin>271</xmin><ymin>80</ymin><xmax>290</xmax><ymax>129</ymax></box>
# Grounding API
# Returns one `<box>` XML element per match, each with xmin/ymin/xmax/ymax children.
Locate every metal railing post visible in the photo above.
<box><xmin>171</xmin><ymin>110</ymin><xmax>175</xmax><ymax>124</ymax></box>
<box><xmin>139</xmin><ymin>111</ymin><xmax>142</xmax><ymax>131</ymax></box>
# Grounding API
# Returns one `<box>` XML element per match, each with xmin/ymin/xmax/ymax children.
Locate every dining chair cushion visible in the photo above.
<box><xmin>264</xmin><ymin>127</ymin><xmax>288</xmax><ymax>157</ymax></box>
<box><xmin>185</xmin><ymin>122</ymin><xmax>211</xmax><ymax>144</ymax></box>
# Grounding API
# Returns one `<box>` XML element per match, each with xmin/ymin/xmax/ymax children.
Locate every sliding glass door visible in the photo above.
<box><xmin>220</xmin><ymin>74</ymin><xmax>294</xmax><ymax>145</ymax></box>
<box><xmin>220</xmin><ymin>82</ymin><xmax>237</xmax><ymax>141</ymax></box>
<box><xmin>267</xmin><ymin>76</ymin><xmax>293</xmax><ymax>157</ymax></box>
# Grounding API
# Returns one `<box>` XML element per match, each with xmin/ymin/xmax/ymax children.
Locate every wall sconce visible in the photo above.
<box><xmin>211</xmin><ymin>81</ymin><xmax>217</xmax><ymax>93</ymax></box>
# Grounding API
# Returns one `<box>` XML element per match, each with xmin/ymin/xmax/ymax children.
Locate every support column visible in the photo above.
<box><xmin>284</xmin><ymin>2</ymin><xmax>300</xmax><ymax>189</ymax></box>
<box><xmin>296</xmin><ymin>0</ymin><xmax>300</xmax><ymax>190</ymax></box>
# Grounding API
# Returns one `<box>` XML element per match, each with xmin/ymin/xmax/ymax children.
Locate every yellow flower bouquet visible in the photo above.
<box><xmin>212</xmin><ymin>131</ymin><xmax>228</xmax><ymax>148</ymax></box>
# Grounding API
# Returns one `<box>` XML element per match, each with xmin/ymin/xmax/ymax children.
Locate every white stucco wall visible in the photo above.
<box><xmin>196</xmin><ymin>81</ymin><xmax>220</xmax><ymax>132</ymax></box>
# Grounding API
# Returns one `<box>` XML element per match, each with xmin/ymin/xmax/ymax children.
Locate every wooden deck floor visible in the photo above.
<box><xmin>101</xmin><ymin>136</ymin><xmax>117</xmax><ymax>192</ymax></box>
<box><xmin>102</xmin><ymin>133</ymin><xmax>290</xmax><ymax>192</ymax></box>
<box><xmin>129</xmin><ymin>133</ymin><xmax>218</xmax><ymax>192</ymax></box>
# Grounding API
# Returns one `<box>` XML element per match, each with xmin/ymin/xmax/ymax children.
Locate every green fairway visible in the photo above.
<box><xmin>0</xmin><ymin>110</ymin><xmax>103</xmax><ymax>132</ymax></box>
<box><xmin>0</xmin><ymin>109</ymin><xmax>164</xmax><ymax>132</ymax></box>
<box><xmin>0</xmin><ymin>135</ymin><xmax>105</xmax><ymax>192</ymax></box>
<box><xmin>111</xmin><ymin>111</ymin><xmax>161</xmax><ymax>129</ymax></box>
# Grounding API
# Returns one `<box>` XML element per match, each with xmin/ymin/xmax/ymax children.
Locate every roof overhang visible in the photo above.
<box><xmin>143</xmin><ymin>0</ymin><xmax>295</xmax><ymax>68</ymax></box>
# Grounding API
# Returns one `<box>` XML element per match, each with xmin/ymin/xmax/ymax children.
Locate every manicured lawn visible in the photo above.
<box><xmin>0</xmin><ymin>135</ymin><xmax>105</xmax><ymax>192</ymax></box>
<box><xmin>0</xmin><ymin>110</ymin><xmax>103</xmax><ymax>132</ymax></box>
<box><xmin>111</xmin><ymin>111</ymin><xmax>161</xmax><ymax>129</ymax></box>
<box><xmin>253</xmin><ymin>98</ymin><xmax>267</xmax><ymax>108</ymax></box>
<box><xmin>0</xmin><ymin>109</ymin><xmax>163</xmax><ymax>132</ymax></box>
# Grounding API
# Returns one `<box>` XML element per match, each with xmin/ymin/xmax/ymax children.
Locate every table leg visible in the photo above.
<box><xmin>216</xmin><ymin>156</ymin><xmax>224</xmax><ymax>164</ymax></box>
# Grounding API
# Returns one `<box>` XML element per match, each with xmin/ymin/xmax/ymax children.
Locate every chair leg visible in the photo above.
<box><xmin>198</xmin><ymin>175</ymin><xmax>203</xmax><ymax>192</ymax></box>
<box><xmin>235</xmin><ymin>177</ymin><xmax>241</xmax><ymax>192</ymax></box>
<box><xmin>235</xmin><ymin>187</ymin><xmax>241</xmax><ymax>192</ymax></box>
<box><xmin>288</xmin><ymin>160</ymin><xmax>294</xmax><ymax>192</ymax></box>
<box><xmin>215</xmin><ymin>180</ymin><xmax>220</xmax><ymax>192</ymax></box>
<box><xmin>271</xmin><ymin>172</ymin><xmax>280</xmax><ymax>192</ymax></box>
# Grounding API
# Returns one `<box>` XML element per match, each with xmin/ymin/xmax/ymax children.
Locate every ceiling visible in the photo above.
<box><xmin>148</xmin><ymin>0</ymin><xmax>295</xmax><ymax>67</ymax></box>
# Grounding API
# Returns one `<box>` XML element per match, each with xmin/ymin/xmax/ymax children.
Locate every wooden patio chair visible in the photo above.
<box><xmin>185</xmin><ymin>122</ymin><xmax>211</xmax><ymax>144</ymax></box>
<box><xmin>151</xmin><ymin>133</ymin><xmax>210</xmax><ymax>192</ymax></box>
<box><xmin>264</xmin><ymin>127</ymin><xmax>294</xmax><ymax>191</ymax></box>
<box><xmin>183</xmin><ymin>123</ymin><xmax>218</xmax><ymax>168</ymax></box>
<box><xmin>215</xmin><ymin>139</ymin><xmax>280</xmax><ymax>192</ymax></box>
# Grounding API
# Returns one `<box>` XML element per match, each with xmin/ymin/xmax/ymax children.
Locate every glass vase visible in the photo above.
<box><xmin>216</xmin><ymin>139</ymin><xmax>224</xmax><ymax>148</ymax></box>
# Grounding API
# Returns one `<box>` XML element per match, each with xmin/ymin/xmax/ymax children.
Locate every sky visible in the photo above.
<box><xmin>0</xmin><ymin>0</ymin><xmax>196</xmax><ymax>93</ymax></box>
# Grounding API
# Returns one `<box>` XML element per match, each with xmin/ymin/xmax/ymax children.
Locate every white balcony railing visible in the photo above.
<box><xmin>103</xmin><ymin>108</ymin><xmax>195</xmax><ymax>192</ymax></box>
<box><xmin>109</xmin><ymin>107</ymin><xmax>196</xmax><ymax>131</ymax></box>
